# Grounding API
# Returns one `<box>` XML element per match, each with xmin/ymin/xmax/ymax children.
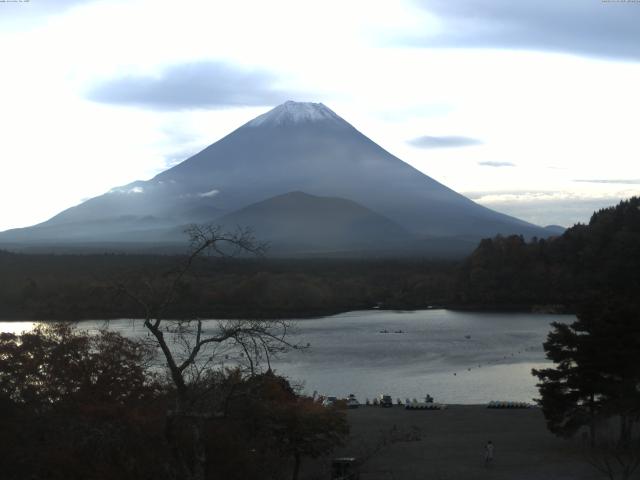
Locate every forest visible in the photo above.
<box><xmin>0</xmin><ymin>253</ymin><xmax>457</xmax><ymax>320</ymax></box>
<box><xmin>0</xmin><ymin>197</ymin><xmax>638</xmax><ymax>320</ymax></box>
<box><xmin>456</xmin><ymin>196</ymin><xmax>640</xmax><ymax>310</ymax></box>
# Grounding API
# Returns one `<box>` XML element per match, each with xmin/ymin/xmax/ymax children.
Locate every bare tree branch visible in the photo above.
<box><xmin>111</xmin><ymin>223</ymin><xmax>300</xmax><ymax>480</ymax></box>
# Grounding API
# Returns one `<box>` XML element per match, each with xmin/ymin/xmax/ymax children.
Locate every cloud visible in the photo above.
<box><xmin>177</xmin><ymin>189</ymin><xmax>220</xmax><ymax>199</ymax></box>
<box><xmin>466</xmin><ymin>189</ymin><xmax>640</xmax><ymax>227</ymax></box>
<box><xmin>411</xmin><ymin>0</ymin><xmax>640</xmax><ymax>61</ymax></box>
<box><xmin>408</xmin><ymin>135</ymin><xmax>482</xmax><ymax>149</ymax></box>
<box><xmin>198</xmin><ymin>189</ymin><xmax>219</xmax><ymax>198</ymax></box>
<box><xmin>467</xmin><ymin>189</ymin><xmax>640</xmax><ymax>205</ymax></box>
<box><xmin>574</xmin><ymin>179</ymin><xmax>640</xmax><ymax>184</ymax></box>
<box><xmin>0</xmin><ymin>0</ymin><xmax>91</xmax><ymax>29</ymax></box>
<box><xmin>108</xmin><ymin>185</ymin><xmax>145</xmax><ymax>194</ymax></box>
<box><xmin>1</xmin><ymin>0</ymin><xmax>89</xmax><ymax>16</ymax></box>
<box><xmin>469</xmin><ymin>191</ymin><xmax>586</xmax><ymax>204</ymax></box>
<box><xmin>163</xmin><ymin>150</ymin><xmax>198</xmax><ymax>168</ymax></box>
<box><xmin>88</xmin><ymin>61</ymin><xmax>297</xmax><ymax>110</ymax></box>
<box><xmin>478</xmin><ymin>161</ymin><xmax>515</xmax><ymax>167</ymax></box>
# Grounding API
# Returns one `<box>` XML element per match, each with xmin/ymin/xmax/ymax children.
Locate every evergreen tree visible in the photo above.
<box><xmin>533</xmin><ymin>320</ymin><xmax>604</xmax><ymax>444</ymax></box>
<box><xmin>578</xmin><ymin>299</ymin><xmax>640</xmax><ymax>444</ymax></box>
<box><xmin>534</xmin><ymin>296</ymin><xmax>640</xmax><ymax>445</ymax></box>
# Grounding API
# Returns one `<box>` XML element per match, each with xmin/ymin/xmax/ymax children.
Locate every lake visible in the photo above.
<box><xmin>0</xmin><ymin>309</ymin><xmax>572</xmax><ymax>404</ymax></box>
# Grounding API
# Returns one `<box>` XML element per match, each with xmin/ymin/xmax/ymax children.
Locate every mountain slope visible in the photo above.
<box><xmin>216</xmin><ymin>191</ymin><xmax>414</xmax><ymax>254</ymax></box>
<box><xmin>0</xmin><ymin>101</ymin><xmax>548</xmax><ymax>253</ymax></box>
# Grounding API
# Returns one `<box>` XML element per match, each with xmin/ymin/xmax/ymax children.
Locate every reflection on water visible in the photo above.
<box><xmin>0</xmin><ymin>321</ymin><xmax>36</xmax><ymax>335</ymax></box>
<box><xmin>0</xmin><ymin>309</ymin><xmax>573</xmax><ymax>404</ymax></box>
<box><xmin>269</xmin><ymin>309</ymin><xmax>570</xmax><ymax>404</ymax></box>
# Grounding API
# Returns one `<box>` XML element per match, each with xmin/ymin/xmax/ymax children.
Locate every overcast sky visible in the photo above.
<box><xmin>1</xmin><ymin>0</ymin><xmax>639</xmax><ymax>231</ymax></box>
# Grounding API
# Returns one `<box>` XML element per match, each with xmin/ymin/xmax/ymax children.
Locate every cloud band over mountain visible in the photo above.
<box><xmin>574</xmin><ymin>179</ymin><xmax>640</xmax><ymax>185</ymax></box>
<box><xmin>408</xmin><ymin>135</ymin><xmax>482</xmax><ymax>149</ymax></box>
<box><xmin>88</xmin><ymin>61</ymin><xmax>296</xmax><ymax>110</ymax></box>
<box><xmin>412</xmin><ymin>0</ymin><xmax>640</xmax><ymax>61</ymax></box>
<box><xmin>478</xmin><ymin>161</ymin><xmax>515</xmax><ymax>167</ymax></box>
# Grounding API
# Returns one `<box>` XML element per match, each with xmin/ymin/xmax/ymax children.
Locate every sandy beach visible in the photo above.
<box><xmin>306</xmin><ymin>405</ymin><xmax>602</xmax><ymax>480</ymax></box>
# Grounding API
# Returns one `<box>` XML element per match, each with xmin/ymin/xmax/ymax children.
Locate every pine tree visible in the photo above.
<box><xmin>534</xmin><ymin>296</ymin><xmax>640</xmax><ymax>446</ymax></box>
<box><xmin>533</xmin><ymin>320</ymin><xmax>604</xmax><ymax>444</ymax></box>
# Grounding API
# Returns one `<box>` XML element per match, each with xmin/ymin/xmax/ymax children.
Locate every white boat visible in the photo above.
<box><xmin>405</xmin><ymin>401</ymin><xmax>447</xmax><ymax>410</ymax></box>
<box><xmin>322</xmin><ymin>396</ymin><xmax>338</xmax><ymax>407</ymax></box>
<box><xmin>347</xmin><ymin>394</ymin><xmax>360</xmax><ymax>409</ymax></box>
<box><xmin>487</xmin><ymin>400</ymin><xmax>532</xmax><ymax>409</ymax></box>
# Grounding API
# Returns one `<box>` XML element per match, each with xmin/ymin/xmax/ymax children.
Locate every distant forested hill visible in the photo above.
<box><xmin>0</xmin><ymin>253</ymin><xmax>457</xmax><ymax>320</ymax></box>
<box><xmin>455</xmin><ymin>197</ymin><xmax>640</xmax><ymax>310</ymax></box>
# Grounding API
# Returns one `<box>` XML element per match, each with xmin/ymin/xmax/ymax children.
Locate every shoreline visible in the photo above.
<box><xmin>0</xmin><ymin>303</ymin><xmax>573</xmax><ymax>322</ymax></box>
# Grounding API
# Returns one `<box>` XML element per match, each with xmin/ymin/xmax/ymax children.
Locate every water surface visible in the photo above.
<box><xmin>0</xmin><ymin>309</ymin><xmax>571</xmax><ymax>404</ymax></box>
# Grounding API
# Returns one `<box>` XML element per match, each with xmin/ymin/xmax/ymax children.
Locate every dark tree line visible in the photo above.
<box><xmin>529</xmin><ymin>198</ymin><xmax>640</xmax><ymax>479</ymax></box>
<box><xmin>0</xmin><ymin>251</ymin><xmax>457</xmax><ymax>320</ymax></box>
<box><xmin>456</xmin><ymin>196</ymin><xmax>640</xmax><ymax>311</ymax></box>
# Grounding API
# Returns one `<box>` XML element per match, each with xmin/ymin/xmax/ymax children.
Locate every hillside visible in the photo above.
<box><xmin>455</xmin><ymin>196</ymin><xmax>640</xmax><ymax>308</ymax></box>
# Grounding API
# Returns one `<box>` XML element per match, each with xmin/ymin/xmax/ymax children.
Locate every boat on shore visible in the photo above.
<box><xmin>487</xmin><ymin>400</ymin><xmax>532</xmax><ymax>409</ymax></box>
<box><xmin>347</xmin><ymin>394</ymin><xmax>360</xmax><ymax>409</ymax></box>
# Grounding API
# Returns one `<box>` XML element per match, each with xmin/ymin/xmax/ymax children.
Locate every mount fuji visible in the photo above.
<box><xmin>0</xmin><ymin>101</ymin><xmax>549</xmax><ymax>256</ymax></box>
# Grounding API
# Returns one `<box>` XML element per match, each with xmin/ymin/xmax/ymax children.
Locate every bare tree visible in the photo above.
<box><xmin>586</xmin><ymin>438</ymin><xmax>640</xmax><ymax>480</ymax></box>
<box><xmin>583</xmin><ymin>416</ymin><xmax>640</xmax><ymax>480</ymax></box>
<box><xmin>116</xmin><ymin>225</ymin><xmax>299</xmax><ymax>480</ymax></box>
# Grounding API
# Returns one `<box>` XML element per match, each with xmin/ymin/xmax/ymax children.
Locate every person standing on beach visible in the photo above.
<box><xmin>484</xmin><ymin>440</ymin><xmax>494</xmax><ymax>467</ymax></box>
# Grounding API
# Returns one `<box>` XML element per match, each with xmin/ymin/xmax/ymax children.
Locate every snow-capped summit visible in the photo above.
<box><xmin>245</xmin><ymin>101</ymin><xmax>343</xmax><ymax>127</ymax></box>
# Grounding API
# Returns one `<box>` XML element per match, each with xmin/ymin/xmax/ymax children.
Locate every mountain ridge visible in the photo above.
<box><xmin>0</xmin><ymin>101</ymin><xmax>550</xmax><ymax>256</ymax></box>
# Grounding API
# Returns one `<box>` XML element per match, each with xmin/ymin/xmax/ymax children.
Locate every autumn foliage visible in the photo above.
<box><xmin>0</xmin><ymin>324</ymin><xmax>347</xmax><ymax>480</ymax></box>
